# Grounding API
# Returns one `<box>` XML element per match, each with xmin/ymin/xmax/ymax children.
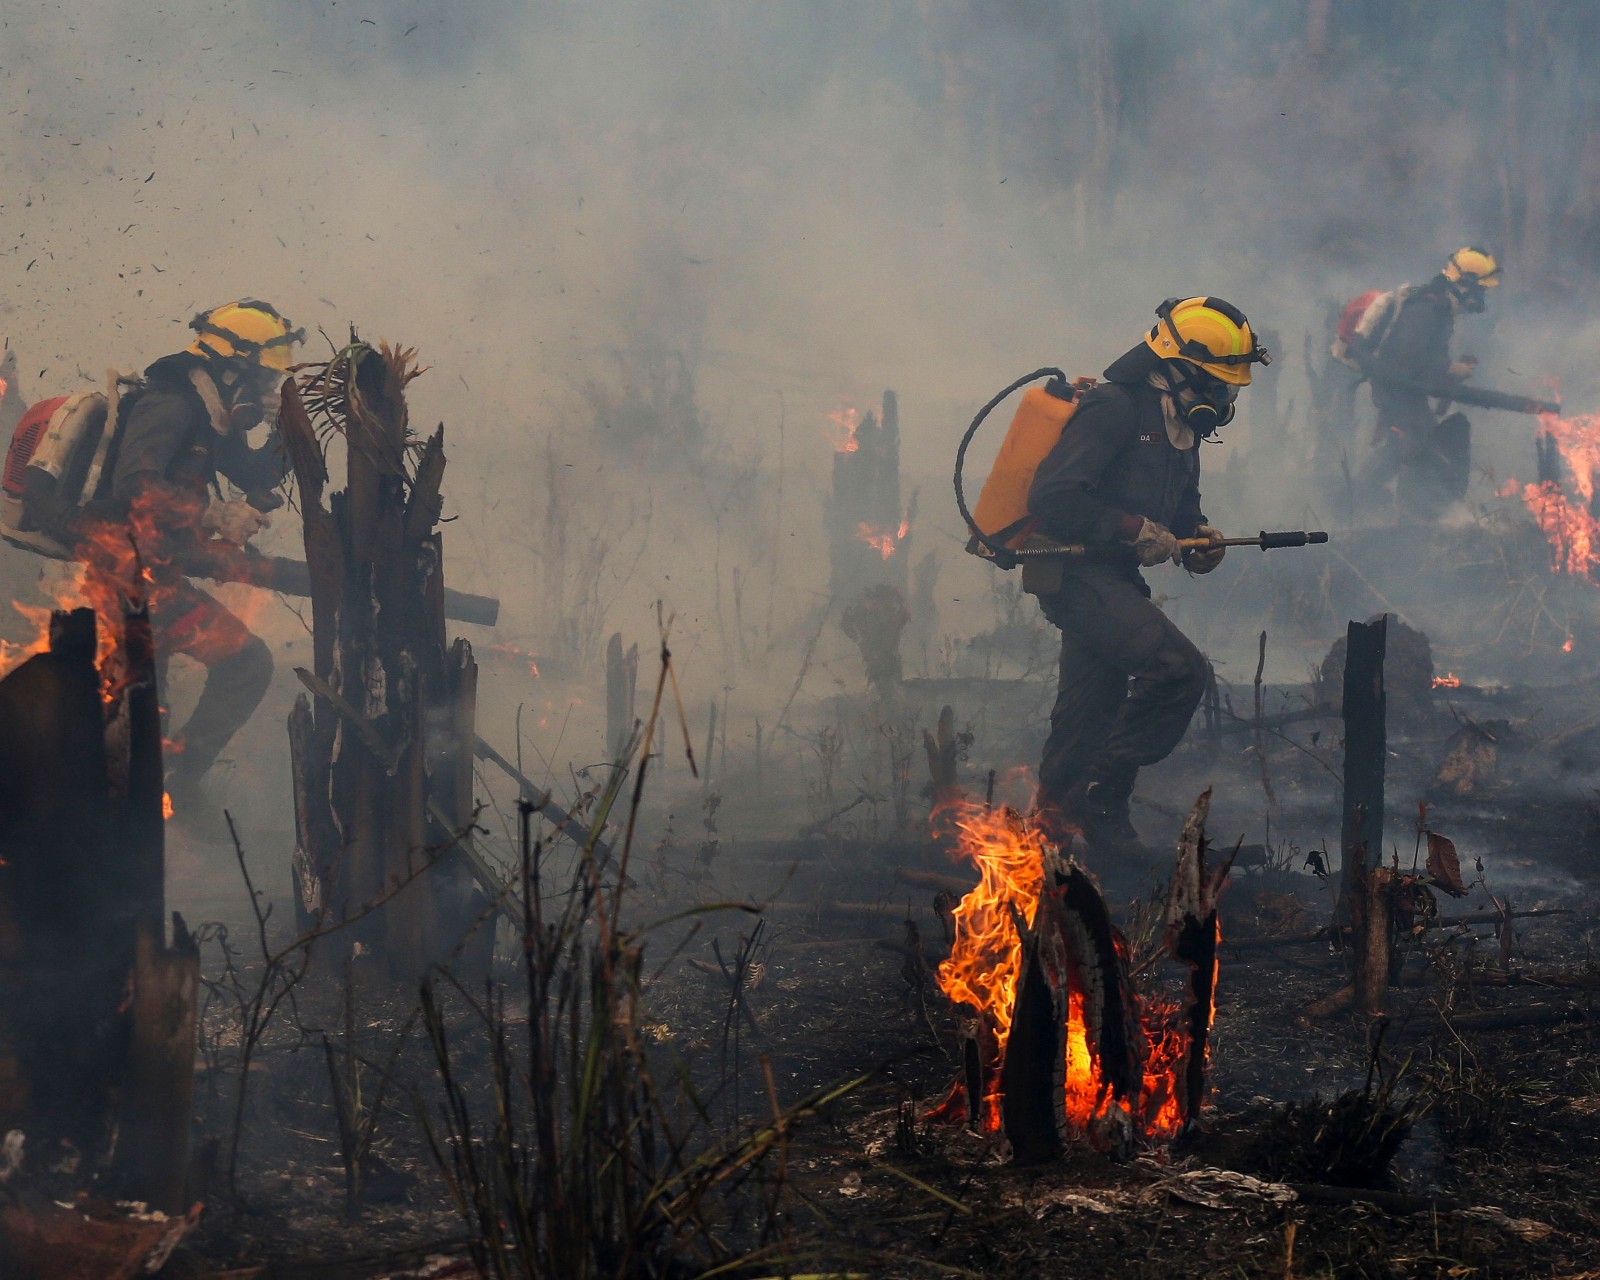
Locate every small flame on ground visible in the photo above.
<box><xmin>1432</xmin><ymin>672</ymin><xmax>1461</xmax><ymax>689</ymax></box>
<box><xmin>1564</xmin><ymin>634</ymin><xmax>1576</xmax><ymax>653</ymax></box>
<box><xmin>162</xmin><ymin>792</ymin><xmax>174</xmax><ymax>821</ymax></box>
<box><xmin>487</xmin><ymin>641</ymin><xmax>541</xmax><ymax>678</ymax></box>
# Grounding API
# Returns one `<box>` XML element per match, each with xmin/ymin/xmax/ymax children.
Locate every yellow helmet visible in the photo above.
<box><xmin>1144</xmin><ymin>296</ymin><xmax>1269</xmax><ymax>387</ymax></box>
<box><xmin>186</xmin><ymin>299</ymin><xmax>305</xmax><ymax>371</ymax></box>
<box><xmin>1443</xmin><ymin>247</ymin><xmax>1500</xmax><ymax>289</ymax></box>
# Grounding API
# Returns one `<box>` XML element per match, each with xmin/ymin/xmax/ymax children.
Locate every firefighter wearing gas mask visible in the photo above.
<box><xmin>1027</xmin><ymin>296</ymin><xmax>1266</xmax><ymax>854</ymax></box>
<box><xmin>1355</xmin><ymin>247</ymin><xmax>1500</xmax><ymax>518</ymax></box>
<box><xmin>85</xmin><ymin>300</ymin><xmax>302</xmax><ymax>825</ymax></box>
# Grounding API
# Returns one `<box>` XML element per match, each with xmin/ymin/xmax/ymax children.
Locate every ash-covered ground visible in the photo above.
<box><xmin>162</xmin><ymin>522</ymin><xmax>1600</xmax><ymax>1276</ymax></box>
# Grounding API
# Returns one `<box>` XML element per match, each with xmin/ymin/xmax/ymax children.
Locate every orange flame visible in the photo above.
<box><xmin>1432</xmin><ymin>672</ymin><xmax>1461</xmax><ymax>689</ymax></box>
<box><xmin>855</xmin><ymin>512</ymin><xmax>912</xmax><ymax>561</ymax></box>
<box><xmin>162</xmin><ymin>791</ymin><xmax>175</xmax><ymax>821</ymax></box>
<box><xmin>936</xmin><ymin>804</ymin><xmax>1046</xmax><ymax>1048</ymax></box>
<box><xmin>826</xmin><ymin>407</ymin><xmax>861</xmax><ymax>454</ymax></box>
<box><xmin>487</xmin><ymin>641</ymin><xmax>541</xmax><ymax>678</ymax></box>
<box><xmin>1513</xmin><ymin>412</ymin><xmax>1600</xmax><ymax>578</ymax></box>
<box><xmin>0</xmin><ymin>486</ymin><xmax>227</xmax><ymax>701</ymax></box>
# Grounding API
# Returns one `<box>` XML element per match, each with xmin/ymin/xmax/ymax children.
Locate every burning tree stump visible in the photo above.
<box><xmin>827</xmin><ymin>391</ymin><xmax>914</xmax><ymax>689</ymax></box>
<box><xmin>1002</xmin><ymin>854</ymin><xmax>1146</xmax><ymax>1161</ymax></box>
<box><xmin>280</xmin><ymin>340</ymin><xmax>488</xmax><ymax>982</ymax></box>
<box><xmin>0</xmin><ymin>604</ymin><xmax>198</xmax><ymax>1215</ymax></box>
<box><xmin>827</xmin><ymin>390</ymin><xmax>907</xmax><ymax>603</ymax></box>
<box><xmin>934</xmin><ymin>794</ymin><xmax>1230</xmax><ymax>1161</ymax></box>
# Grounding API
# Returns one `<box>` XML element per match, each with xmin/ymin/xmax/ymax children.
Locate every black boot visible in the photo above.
<box><xmin>1062</xmin><ymin>762</ymin><xmax>1142</xmax><ymax>855</ymax></box>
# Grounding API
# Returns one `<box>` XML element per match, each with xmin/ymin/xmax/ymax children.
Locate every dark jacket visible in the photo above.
<box><xmin>1364</xmin><ymin>279</ymin><xmax>1455</xmax><ymax>435</ymax></box>
<box><xmin>110</xmin><ymin>354</ymin><xmax>286</xmax><ymax>506</ymax></box>
<box><xmin>1026</xmin><ymin>371</ymin><xmax>1205</xmax><ymax>574</ymax></box>
<box><xmin>1364</xmin><ymin>279</ymin><xmax>1454</xmax><ymax>390</ymax></box>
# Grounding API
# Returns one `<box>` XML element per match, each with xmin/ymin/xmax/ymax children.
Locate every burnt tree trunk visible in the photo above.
<box><xmin>280</xmin><ymin>343</ymin><xmax>486</xmax><ymax>982</ymax></box>
<box><xmin>826</xmin><ymin>390</ymin><xmax>906</xmax><ymax>605</ymax></box>
<box><xmin>0</xmin><ymin>603</ymin><xmax>196</xmax><ymax>1210</ymax></box>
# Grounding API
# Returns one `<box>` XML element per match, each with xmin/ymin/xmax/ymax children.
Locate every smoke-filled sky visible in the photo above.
<box><xmin>3</xmin><ymin>0</ymin><xmax>1597</xmax><ymax>740</ymax></box>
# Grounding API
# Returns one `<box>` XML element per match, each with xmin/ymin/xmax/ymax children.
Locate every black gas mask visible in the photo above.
<box><xmin>1165</xmin><ymin>361</ymin><xmax>1238</xmax><ymax>437</ymax></box>
<box><xmin>219</xmin><ymin>362</ymin><xmax>284</xmax><ymax>432</ymax></box>
<box><xmin>1447</xmin><ymin>278</ymin><xmax>1489</xmax><ymax>314</ymax></box>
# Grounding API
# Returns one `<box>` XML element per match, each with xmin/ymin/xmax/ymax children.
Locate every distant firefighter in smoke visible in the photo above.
<box><xmin>1026</xmin><ymin>298</ymin><xmax>1267</xmax><ymax>854</ymax></box>
<box><xmin>1340</xmin><ymin>246</ymin><xmax>1501</xmax><ymax>518</ymax></box>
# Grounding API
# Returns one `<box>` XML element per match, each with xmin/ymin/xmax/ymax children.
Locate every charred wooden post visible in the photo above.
<box><xmin>958</xmin><ymin>1014</ymin><xmax>998</xmax><ymax>1130</ymax></box>
<box><xmin>1000</xmin><ymin>923</ymin><xmax>1066</xmax><ymax>1164</ymax></box>
<box><xmin>279</xmin><ymin>342</ymin><xmax>486</xmax><ymax>982</ymax></box>
<box><xmin>1338</xmin><ymin>617</ymin><xmax>1387</xmax><ymax>927</ymax></box>
<box><xmin>605</xmin><ymin>631</ymin><xmax>638</xmax><ymax>764</ymax></box>
<box><xmin>922</xmin><ymin>704</ymin><xmax>962</xmax><ymax>810</ymax></box>
<box><xmin>0</xmin><ymin>603</ymin><xmax>196</xmax><ymax>1212</ymax></box>
<box><xmin>0</xmin><ymin>609</ymin><xmax>123</xmax><ymax>1165</ymax></box>
<box><xmin>117</xmin><ymin>916</ymin><xmax>199</xmax><ymax>1212</ymax></box>
<box><xmin>1164</xmin><ymin>790</ymin><xmax>1232</xmax><ymax>1133</ymax></box>
<box><xmin>1356</xmin><ymin>865</ymin><xmax>1396</xmax><ymax>1017</ymax></box>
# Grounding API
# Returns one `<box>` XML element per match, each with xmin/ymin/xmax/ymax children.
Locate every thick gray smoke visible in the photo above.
<box><xmin>3</xmin><ymin>1</ymin><xmax>1597</xmax><ymax>842</ymax></box>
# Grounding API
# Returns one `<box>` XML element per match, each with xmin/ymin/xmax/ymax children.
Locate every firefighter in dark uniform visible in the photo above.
<box><xmin>1027</xmin><ymin>297</ymin><xmax>1268</xmax><ymax>852</ymax></box>
<box><xmin>1355</xmin><ymin>247</ymin><xmax>1500</xmax><ymax>518</ymax></box>
<box><xmin>86</xmin><ymin>300</ymin><xmax>302</xmax><ymax>822</ymax></box>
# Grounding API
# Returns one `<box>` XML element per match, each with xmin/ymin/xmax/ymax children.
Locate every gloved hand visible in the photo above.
<box><xmin>203</xmin><ymin>498</ymin><xmax>272</xmax><ymax>547</ymax></box>
<box><xmin>1131</xmin><ymin>517</ymin><xmax>1181</xmax><ymax>567</ymax></box>
<box><xmin>1183</xmin><ymin>524</ymin><xmax>1226</xmax><ymax>574</ymax></box>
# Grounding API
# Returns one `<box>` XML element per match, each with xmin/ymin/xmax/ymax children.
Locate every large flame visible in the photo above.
<box><xmin>935</xmin><ymin>803</ymin><xmax>1046</xmax><ymax>1059</ymax></box>
<box><xmin>1512</xmin><ymin>412</ymin><xmax>1600</xmax><ymax>578</ymax></box>
<box><xmin>934</xmin><ymin>799</ymin><xmax>1198</xmax><ymax>1141</ymax></box>
<box><xmin>0</xmin><ymin>486</ymin><xmax>220</xmax><ymax>699</ymax></box>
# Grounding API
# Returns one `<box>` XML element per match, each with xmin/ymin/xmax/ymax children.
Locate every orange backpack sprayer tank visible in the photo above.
<box><xmin>955</xmin><ymin>367</ymin><xmax>1095</xmax><ymax>568</ymax></box>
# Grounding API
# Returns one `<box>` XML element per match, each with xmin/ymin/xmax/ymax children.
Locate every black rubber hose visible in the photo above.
<box><xmin>953</xmin><ymin>367</ymin><xmax>1067</xmax><ymax>558</ymax></box>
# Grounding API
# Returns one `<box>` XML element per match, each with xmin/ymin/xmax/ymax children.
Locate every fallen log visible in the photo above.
<box><xmin>758</xmin><ymin>900</ymin><xmax>915</xmax><ymax>916</ymax></box>
<box><xmin>226</xmin><ymin>553</ymin><xmax>500</xmax><ymax>627</ymax></box>
<box><xmin>1452</xmin><ymin>968</ymin><xmax>1600</xmax><ymax>990</ymax></box>
<box><xmin>1444</xmin><ymin>1002</ymin><xmax>1590</xmax><ymax>1032</ymax></box>
<box><xmin>894</xmin><ymin>866</ymin><xmax>976</xmax><ymax>896</ymax></box>
<box><xmin>1226</xmin><ymin>908</ymin><xmax>1568</xmax><ymax>954</ymax></box>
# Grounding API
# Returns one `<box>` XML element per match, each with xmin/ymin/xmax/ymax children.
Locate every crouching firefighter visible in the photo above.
<box><xmin>961</xmin><ymin>297</ymin><xmax>1268</xmax><ymax>854</ymax></box>
<box><xmin>3</xmin><ymin>301</ymin><xmax>302</xmax><ymax>825</ymax></box>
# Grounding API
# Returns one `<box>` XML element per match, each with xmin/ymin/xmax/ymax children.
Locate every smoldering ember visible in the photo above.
<box><xmin>4</xmin><ymin>9</ymin><xmax>1600</xmax><ymax>1280</ymax></box>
